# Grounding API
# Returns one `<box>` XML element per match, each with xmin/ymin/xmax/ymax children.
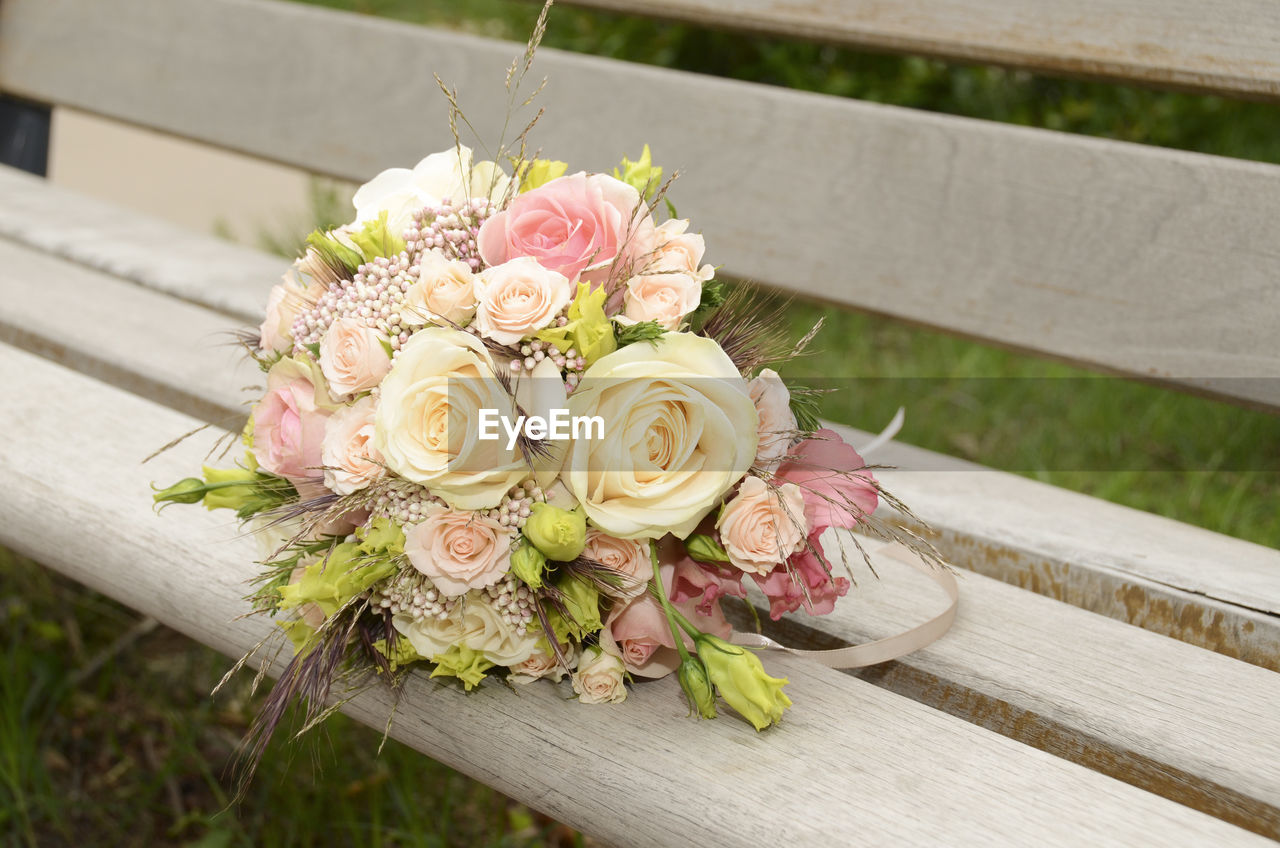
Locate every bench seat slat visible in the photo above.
<box><xmin>2</xmin><ymin>1</ymin><xmax>1279</xmax><ymax>408</ymax></box>
<box><xmin>558</xmin><ymin>0</ymin><xmax>1280</xmax><ymax>100</ymax></box>
<box><xmin>0</xmin><ymin>341</ymin><xmax>1269</xmax><ymax>847</ymax></box>
<box><xmin>3</xmin><ymin>223</ymin><xmax>1279</xmax><ymax>832</ymax></box>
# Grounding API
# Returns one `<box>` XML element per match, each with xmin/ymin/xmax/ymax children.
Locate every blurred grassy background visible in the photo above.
<box><xmin>5</xmin><ymin>1</ymin><xmax>1278</xmax><ymax>846</ymax></box>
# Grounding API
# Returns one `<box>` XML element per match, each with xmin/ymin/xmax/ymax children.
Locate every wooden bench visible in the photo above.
<box><xmin>2</xmin><ymin>0</ymin><xmax>1278</xmax><ymax>843</ymax></box>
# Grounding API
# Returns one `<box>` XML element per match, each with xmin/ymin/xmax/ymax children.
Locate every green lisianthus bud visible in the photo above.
<box><xmin>509</xmin><ymin>540</ymin><xmax>548</xmax><ymax>590</ymax></box>
<box><xmin>678</xmin><ymin>656</ymin><xmax>718</xmax><ymax>719</ymax></box>
<box><xmin>152</xmin><ymin>477</ymin><xmax>206</xmax><ymax>507</ymax></box>
<box><xmin>277</xmin><ymin>542</ymin><xmax>396</xmax><ymax>618</ymax></box>
<box><xmin>537</xmin><ymin>282</ymin><xmax>617</xmax><ymax>368</ymax></box>
<box><xmin>556</xmin><ymin>574</ymin><xmax>603</xmax><ymax>639</ymax></box>
<box><xmin>200</xmin><ymin>464</ymin><xmax>260</xmax><ymax>512</ymax></box>
<box><xmin>518</xmin><ymin>158</ymin><xmax>568</xmax><ymax>193</ymax></box>
<box><xmin>695</xmin><ymin>633</ymin><xmax>791</xmax><ymax>731</ymax></box>
<box><xmin>613</xmin><ymin>144</ymin><xmax>662</xmax><ymax>201</ymax></box>
<box><xmin>429</xmin><ymin>644</ymin><xmax>495</xmax><ymax>690</ymax></box>
<box><xmin>358</xmin><ymin>517</ymin><xmax>405</xmax><ymax>557</ymax></box>
<box><xmin>686</xmin><ymin>533</ymin><xmax>732</xmax><ymax>564</ymax></box>
<box><xmin>348</xmin><ymin>211</ymin><xmax>407</xmax><ymax>263</ymax></box>
<box><xmin>522</xmin><ymin>503</ymin><xmax>587</xmax><ymax>562</ymax></box>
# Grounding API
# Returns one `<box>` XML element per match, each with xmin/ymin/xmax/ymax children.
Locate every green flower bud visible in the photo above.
<box><xmin>277</xmin><ymin>543</ymin><xmax>396</xmax><ymax>618</ymax></box>
<box><xmin>518</xmin><ymin>158</ymin><xmax>568</xmax><ymax>193</ymax></box>
<box><xmin>348</xmin><ymin>210</ymin><xmax>407</xmax><ymax>263</ymax></box>
<box><xmin>509</xmin><ymin>540</ymin><xmax>548</xmax><ymax>590</ymax></box>
<box><xmin>358</xmin><ymin>517</ymin><xmax>405</xmax><ymax>557</ymax></box>
<box><xmin>555</xmin><ymin>574</ymin><xmax>603</xmax><ymax>639</ymax></box>
<box><xmin>522</xmin><ymin>503</ymin><xmax>587</xmax><ymax>562</ymax></box>
<box><xmin>678</xmin><ymin>656</ymin><xmax>718</xmax><ymax>719</ymax></box>
<box><xmin>200</xmin><ymin>463</ymin><xmax>261</xmax><ymax>512</ymax></box>
<box><xmin>695</xmin><ymin>633</ymin><xmax>791</xmax><ymax>731</ymax></box>
<box><xmin>537</xmin><ymin>282</ymin><xmax>617</xmax><ymax>368</ymax></box>
<box><xmin>429</xmin><ymin>644</ymin><xmax>494</xmax><ymax>691</ymax></box>
<box><xmin>613</xmin><ymin>144</ymin><xmax>663</xmax><ymax>201</ymax></box>
<box><xmin>152</xmin><ymin>477</ymin><xmax>206</xmax><ymax>507</ymax></box>
<box><xmin>685</xmin><ymin>533</ymin><xmax>732</xmax><ymax>564</ymax></box>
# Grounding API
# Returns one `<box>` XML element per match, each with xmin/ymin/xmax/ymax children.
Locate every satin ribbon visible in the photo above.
<box><xmin>732</xmin><ymin>538</ymin><xmax>959</xmax><ymax>669</ymax></box>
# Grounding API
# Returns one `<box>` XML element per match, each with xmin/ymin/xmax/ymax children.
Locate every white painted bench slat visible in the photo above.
<box><xmin>4</xmin><ymin>164</ymin><xmax>1275</xmax><ymax>672</ymax></box>
<box><xmin>0</xmin><ymin>341</ymin><xmax>1269</xmax><ymax>848</ymax></box>
<box><xmin>2</xmin><ymin>0</ymin><xmax>1279</xmax><ymax>408</ymax></box>
<box><xmin>559</xmin><ymin>0</ymin><xmax>1280</xmax><ymax>99</ymax></box>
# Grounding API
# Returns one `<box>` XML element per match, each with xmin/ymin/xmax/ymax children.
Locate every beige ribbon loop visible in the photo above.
<box><xmin>732</xmin><ymin>541</ymin><xmax>959</xmax><ymax>669</ymax></box>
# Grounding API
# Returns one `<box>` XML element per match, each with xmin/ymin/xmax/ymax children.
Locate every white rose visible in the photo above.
<box><xmin>716</xmin><ymin>476</ymin><xmax>807</xmax><ymax>575</ymax></box>
<box><xmin>353</xmin><ymin>145</ymin><xmax>510</xmax><ymax>235</ymax></box>
<box><xmin>321</xmin><ymin>396</ymin><xmax>383</xmax><ymax>495</ymax></box>
<box><xmin>374</xmin><ymin>327</ymin><xmax>554</xmax><ymax>509</ymax></box>
<box><xmin>571</xmin><ymin>644</ymin><xmax>628</xmax><ymax>704</ymax></box>
<box><xmin>392</xmin><ymin>594</ymin><xmax>537</xmax><ymax>667</ymax></box>
<box><xmin>473</xmin><ymin>257</ymin><xmax>573</xmax><ymax>346</ymax></box>
<box><xmin>402</xmin><ymin>250</ymin><xmax>477</xmax><ymax>327</ymax></box>
<box><xmin>563</xmin><ymin>332</ymin><xmax>757</xmax><ymax>539</ymax></box>
<box><xmin>319</xmin><ymin>317</ymin><xmax>392</xmax><ymax>397</ymax></box>
<box><xmin>748</xmin><ymin>368</ymin><xmax>798</xmax><ymax>470</ymax></box>
<box><xmin>259</xmin><ymin>268</ymin><xmax>326</xmax><ymax>353</ymax></box>
<box><xmin>622</xmin><ymin>219</ymin><xmax>712</xmax><ymax>330</ymax></box>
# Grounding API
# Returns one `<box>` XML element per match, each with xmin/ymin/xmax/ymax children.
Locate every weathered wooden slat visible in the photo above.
<box><xmin>4</xmin><ymin>163</ymin><xmax>1276</xmax><ymax>669</ymax></box>
<box><xmin>5</xmin><ymin>231</ymin><xmax>1280</xmax><ymax>833</ymax></box>
<box><xmin>1</xmin><ymin>1</ymin><xmax>1278</xmax><ymax>408</ymax></box>
<box><xmin>2</xmin><ymin>344</ymin><xmax>1268</xmax><ymax>846</ymax></box>
<box><xmin>559</xmin><ymin>0</ymin><xmax>1280</xmax><ymax>99</ymax></box>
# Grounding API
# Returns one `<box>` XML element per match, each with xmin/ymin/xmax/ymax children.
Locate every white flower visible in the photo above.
<box><xmin>352</xmin><ymin>145</ymin><xmax>510</xmax><ymax>236</ymax></box>
<box><xmin>392</xmin><ymin>594</ymin><xmax>537</xmax><ymax>667</ymax></box>
<box><xmin>401</xmin><ymin>250</ymin><xmax>477</xmax><ymax>328</ymax></box>
<box><xmin>562</xmin><ymin>332</ymin><xmax>758</xmax><ymax>539</ymax></box>
<box><xmin>373</xmin><ymin>327</ymin><xmax>550</xmax><ymax>509</ymax></box>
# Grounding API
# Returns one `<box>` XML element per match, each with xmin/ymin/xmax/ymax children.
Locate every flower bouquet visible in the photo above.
<box><xmin>153</xmin><ymin>9</ymin><xmax>953</xmax><ymax>784</ymax></box>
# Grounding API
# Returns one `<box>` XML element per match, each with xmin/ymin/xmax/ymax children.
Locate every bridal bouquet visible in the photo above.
<box><xmin>153</xmin><ymin>11</ymin><xmax>945</xmax><ymax>779</ymax></box>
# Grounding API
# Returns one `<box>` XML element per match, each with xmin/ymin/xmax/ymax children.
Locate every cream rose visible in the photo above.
<box><xmin>748</xmin><ymin>368</ymin><xmax>798</xmax><ymax>469</ymax></box>
<box><xmin>404</xmin><ymin>506</ymin><xmax>515</xmax><ymax>597</ymax></box>
<box><xmin>353</xmin><ymin>145</ymin><xmax>510</xmax><ymax>235</ymax></box>
<box><xmin>402</xmin><ymin>250</ymin><xmax>477</xmax><ymax>327</ymax></box>
<box><xmin>392</xmin><ymin>593</ymin><xmax>537</xmax><ymax>667</ymax></box>
<box><xmin>583</xmin><ymin>530</ymin><xmax>652</xmax><ymax>600</ymax></box>
<box><xmin>473</xmin><ymin>257</ymin><xmax>572</xmax><ymax>345</ymax></box>
<box><xmin>563</xmin><ymin>332</ymin><xmax>758</xmax><ymax>539</ymax></box>
<box><xmin>572</xmin><ymin>645</ymin><xmax>628</xmax><ymax>704</ymax></box>
<box><xmin>622</xmin><ymin>219</ymin><xmax>713</xmax><ymax>330</ymax></box>
<box><xmin>259</xmin><ymin>268</ymin><xmax>326</xmax><ymax>353</ymax></box>
<box><xmin>321</xmin><ymin>396</ymin><xmax>383</xmax><ymax>495</ymax></box>
<box><xmin>716</xmin><ymin>476</ymin><xmax>808</xmax><ymax>576</ymax></box>
<box><xmin>374</xmin><ymin>327</ymin><xmax>553</xmax><ymax>509</ymax></box>
<box><xmin>318</xmin><ymin>317</ymin><xmax>392</xmax><ymax>397</ymax></box>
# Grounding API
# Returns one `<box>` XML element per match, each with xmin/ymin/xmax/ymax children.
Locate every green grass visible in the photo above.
<box><xmin>6</xmin><ymin>3</ymin><xmax>1278</xmax><ymax>845</ymax></box>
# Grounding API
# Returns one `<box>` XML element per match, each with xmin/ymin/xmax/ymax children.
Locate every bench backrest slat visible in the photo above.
<box><xmin>560</xmin><ymin>0</ymin><xmax>1280</xmax><ymax>100</ymax></box>
<box><xmin>2</xmin><ymin>0</ymin><xmax>1277</xmax><ymax>409</ymax></box>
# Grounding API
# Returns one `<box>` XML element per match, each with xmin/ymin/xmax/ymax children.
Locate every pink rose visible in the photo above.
<box><xmin>318</xmin><ymin>317</ymin><xmax>392</xmax><ymax>397</ymax></box>
<box><xmin>321</xmin><ymin>396</ymin><xmax>383</xmax><ymax>495</ymax></box>
<box><xmin>478</xmin><ymin>173</ymin><xmax>654</xmax><ymax>283</ymax></box>
<box><xmin>753</xmin><ymin>531</ymin><xmax>850</xmax><ymax>620</ymax></box>
<box><xmin>583</xmin><ymin>530</ymin><xmax>652</xmax><ymax>600</ymax></box>
<box><xmin>404</xmin><ymin>506</ymin><xmax>514</xmax><ymax>597</ymax></box>
<box><xmin>473</xmin><ymin>257</ymin><xmax>572</xmax><ymax>345</ymax></box>
<box><xmin>749</xmin><ymin>368</ymin><xmax>797</xmax><ymax>470</ymax></box>
<box><xmin>252</xmin><ymin>360</ymin><xmax>334</xmax><ymax>483</ymax></box>
<box><xmin>776</xmin><ymin>429</ymin><xmax>878</xmax><ymax>531</ymax></box>
<box><xmin>715</xmin><ymin>476</ymin><xmax>808</xmax><ymax>576</ymax></box>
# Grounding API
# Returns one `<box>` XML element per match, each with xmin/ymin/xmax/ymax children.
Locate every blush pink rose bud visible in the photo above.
<box><xmin>477</xmin><ymin>172</ymin><xmax>654</xmax><ymax>283</ymax></box>
<box><xmin>404</xmin><ymin>506</ymin><xmax>515</xmax><ymax>597</ymax></box>
<box><xmin>748</xmin><ymin>368</ymin><xmax>798</xmax><ymax>470</ymax></box>
<box><xmin>318</xmin><ymin>316</ymin><xmax>392</xmax><ymax>397</ymax></box>
<box><xmin>252</xmin><ymin>362</ymin><xmax>333</xmax><ymax>483</ymax></box>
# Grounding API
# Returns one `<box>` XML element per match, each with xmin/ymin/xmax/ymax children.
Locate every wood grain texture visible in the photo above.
<box><xmin>0</xmin><ymin>341</ymin><xmax>1270</xmax><ymax>847</ymax></box>
<box><xmin>2</xmin><ymin>1</ymin><xmax>1279</xmax><ymax>407</ymax></box>
<box><xmin>3</xmin><ymin>169</ymin><xmax>1275</xmax><ymax>668</ymax></box>
<box><xmin>739</xmin><ymin>537</ymin><xmax>1280</xmax><ymax>836</ymax></box>
<box><xmin>559</xmin><ymin>0</ymin><xmax>1280</xmax><ymax>99</ymax></box>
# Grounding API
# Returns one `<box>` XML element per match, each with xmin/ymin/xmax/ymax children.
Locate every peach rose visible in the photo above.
<box><xmin>321</xmin><ymin>396</ymin><xmax>383</xmax><ymax>495</ymax></box>
<box><xmin>473</xmin><ymin>257</ymin><xmax>572</xmax><ymax>345</ymax></box>
<box><xmin>572</xmin><ymin>645</ymin><xmax>628</xmax><ymax>704</ymax></box>
<box><xmin>622</xmin><ymin>219</ymin><xmax>712</xmax><ymax>329</ymax></box>
<box><xmin>749</xmin><ymin>368</ymin><xmax>798</xmax><ymax>470</ymax></box>
<box><xmin>404</xmin><ymin>506</ymin><xmax>515</xmax><ymax>597</ymax></box>
<box><xmin>259</xmin><ymin>268</ymin><xmax>325</xmax><ymax>353</ymax></box>
<box><xmin>402</xmin><ymin>250</ymin><xmax>477</xmax><ymax>328</ymax></box>
<box><xmin>715</xmin><ymin>476</ymin><xmax>808</xmax><ymax>576</ymax></box>
<box><xmin>477</xmin><ymin>172</ymin><xmax>654</xmax><ymax>283</ymax></box>
<box><xmin>318</xmin><ymin>317</ymin><xmax>392</xmax><ymax>397</ymax></box>
<box><xmin>252</xmin><ymin>357</ymin><xmax>337</xmax><ymax>483</ymax></box>
<box><xmin>583</xmin><ymin>529</ymin><xmax>652</xmax><ymax>600</ymax></box>
<box><xmin>510</xmin><ymin>640</ymin><xmax>578</xmax><ymax>684</ymax></box>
